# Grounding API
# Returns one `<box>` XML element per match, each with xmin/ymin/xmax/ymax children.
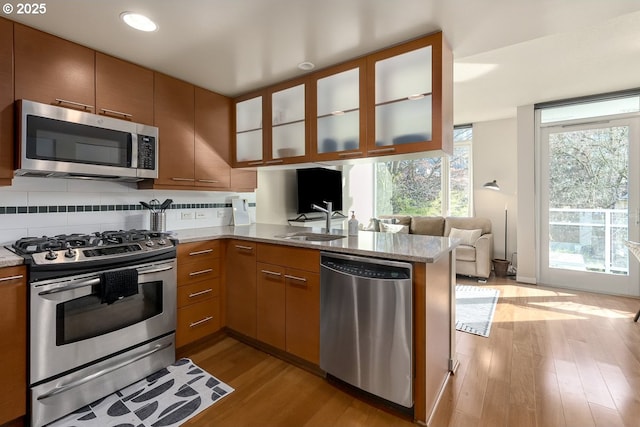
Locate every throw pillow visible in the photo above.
<box><xmin>380</xmin><ymin>222</ymin><xmax>409</xmax><ymax>234</ymax></box>
<box><xmin>449</xmin><ymin>227</ymin><xmax>482</xmax><ymax>246</ymax></box>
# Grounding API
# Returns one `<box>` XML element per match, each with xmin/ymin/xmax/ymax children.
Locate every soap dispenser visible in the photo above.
<box><xmin>348</xmin><ymin>211</ymin><xmax>359</xmax><ymax>236</ymax></box>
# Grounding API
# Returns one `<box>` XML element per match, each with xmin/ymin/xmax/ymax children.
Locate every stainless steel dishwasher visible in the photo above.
<box><xmin>320</xmin><ymin>252</ymin><xmax>413</xmax><ymax>408</ymax></box>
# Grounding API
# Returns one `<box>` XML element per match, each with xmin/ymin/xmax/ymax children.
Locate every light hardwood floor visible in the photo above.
<box><xmin>182</xmin><ymin>276</ymin><xmax>640</xmax><ymax>427</ymax></box>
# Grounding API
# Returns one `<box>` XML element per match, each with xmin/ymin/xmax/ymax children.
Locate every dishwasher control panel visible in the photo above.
<box><xmin>322</xmin><ymin>257</ymin><xmax>411</xmax><ymax>280</ymax></box>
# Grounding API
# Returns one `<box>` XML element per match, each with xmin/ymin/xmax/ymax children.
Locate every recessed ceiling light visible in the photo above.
<box><xmin>297</xmin><ymin>61</ymin><xmax>315</xmax><ymax>71</ymax></box>
<box><xmin>120</xmin><ymin>12</ymin><xmax>157</xmax><ymax>32</ymax></box>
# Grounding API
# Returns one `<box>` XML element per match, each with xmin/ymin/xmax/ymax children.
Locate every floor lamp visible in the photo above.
<box><xmin>484</xmin><ymin>180</ymin><xmax>510</xmax><ymax>276</ymax></box>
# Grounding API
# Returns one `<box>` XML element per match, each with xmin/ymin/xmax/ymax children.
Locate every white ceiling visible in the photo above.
<box><xmin>7</xmin><ymin>0</ymin><xmax>640</xmax><ymax>124</ymax></box>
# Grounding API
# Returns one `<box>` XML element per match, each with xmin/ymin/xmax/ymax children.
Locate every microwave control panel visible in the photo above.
<box><xmin>138</xmin><ymin>135</ymin><xmax>156</xmax><ymax>170</ymax></box>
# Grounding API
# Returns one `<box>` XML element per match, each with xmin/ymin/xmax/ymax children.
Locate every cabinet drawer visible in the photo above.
<box><xmin>176</xmin><ymin>297</ymin><xmax>220</xmax><ymax>348</ymax></box>
<box><xmin>177</xmin><ymin>257</ymin><xmax>220</xmax><ymax>286</ymax></box>
<box><xmin>257</xmin><ymin>244</ymin><xmax>320</xmax><ymax>272</ymax></box>
<box><xmin>178</xmin><ymin>240</ymin><xmax>220</xmax><ymax>261</ymax></box>
<box><xmin>177</xmin><ymin>278</ymin><xmax>219</xmax><ymax>308</ymax></box>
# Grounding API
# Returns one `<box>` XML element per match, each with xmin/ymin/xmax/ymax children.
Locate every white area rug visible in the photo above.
<box><xmin>48</xmin><ymin>358</ymin><xmax>234</xmax><ymax>427</ymax></box>
<box><xmin>455</xmin><ymin>285</ymin><xmax>500</xmax><ymax>337</ymax></box>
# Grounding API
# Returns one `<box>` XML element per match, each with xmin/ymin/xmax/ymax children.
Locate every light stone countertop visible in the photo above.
<box><xmin>172</xmin><ymin>223</ymin><xmax>458</xmax><ymax>263</ymax></box>
<box><xmin>0</xmin><ymin>245</ymin><xmax>25</xmax><ymax>268</ymax></box>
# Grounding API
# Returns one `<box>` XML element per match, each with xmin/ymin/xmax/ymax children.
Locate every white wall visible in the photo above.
<box><xmin>0</xmin><ymin>177</ymin><xmax>255</xmax><ymax>244</ymax></box>
<box><xmin>472</xmin><ymin>118</ymin><xmax>518</xmax><ymax>262</ymax></box>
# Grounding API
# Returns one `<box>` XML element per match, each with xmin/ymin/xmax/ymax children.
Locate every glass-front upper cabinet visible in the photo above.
<box><xmin>270</xmin><ymin>82</ymin><xmax>307</xmax><ymax>163</ymax></box>
<box><xmin>367</xmin><ymin>33</ymin><xmax>453</xmax><ymax>157</ymax></box>
<box><xmin>311</xmin><ymin>60</ymin><xmax>366</xmax><ymax>161</ymax></box>
<box><xmin>235</xmin><ymin>95</ymin><xmax>264</xmax><ymax>166</ymax></box>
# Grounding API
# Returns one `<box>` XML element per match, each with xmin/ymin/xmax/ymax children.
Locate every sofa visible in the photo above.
<box><xmin>368</xmin><ymin>215</ymin><xmax>494</xmax><ymax>279</ymax></box>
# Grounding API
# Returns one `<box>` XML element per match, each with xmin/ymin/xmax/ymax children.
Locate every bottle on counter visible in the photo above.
<box><xmin>348</xmin><ymin>211</ymin><xmax>359</xmax><ymax>236</ymax></box>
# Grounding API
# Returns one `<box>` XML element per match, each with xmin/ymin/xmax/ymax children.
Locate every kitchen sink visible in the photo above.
<box><xmin>275</xmin><ymin>232</ymin><xmax>347</xmax><ymax>242</ymax></box>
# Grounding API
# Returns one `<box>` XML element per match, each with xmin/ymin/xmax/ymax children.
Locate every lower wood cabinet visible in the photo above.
<box><xmin>0</xmin><ymin>265</ymin><xmax>27</xmax><ymax>425</ymax></box>
<box><xmin>225</xmin><ymin>240</ymin><xmax>257</xmax><ymax>338</ymax></box>
<box><xmin>176</xmin><ymin>241</ymin><xmax>221</xmax><ymax>348</ymax></box>
<box><xmin>257</xmin><ymin>244</ymin><xmax>320</xmax><ymax>364</ymax></box>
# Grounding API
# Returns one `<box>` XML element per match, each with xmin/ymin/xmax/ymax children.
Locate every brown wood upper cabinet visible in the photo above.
<box><xmin>0</xmin><ymin>17</ymin><xmax>14</xmax><ymax>187</ymax></box>
<box><xmin>95</xmin><ymin>53</ymin><xmax>154</xmax><ymax>125</ymax></box>
<box><xmin>233</xmin><ymin>77</ymin><xmax>310</xmax><ymax>167</ymax></box>
<box><xmin>195</xmin><ymin>87</ymin><xmax>231</xmax><ymax>188</ymax></box>
<box><xmin>14</xmin><ymin>23</ymin><xmax>95</xmax><ymax>112</ymax></box>
<box><xmin>233</xmin><ymin>32</ymin><xmax>453</xmax><ymax>166</ymax></box>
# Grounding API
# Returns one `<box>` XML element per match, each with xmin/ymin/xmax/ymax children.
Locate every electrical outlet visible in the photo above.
<box><xmin>196</xmin><ymin>212</ymin><xmax>208</xmax><ymax>219</ymax></box>
<box><xmin>217</xmin><ymin>210</ymin><xmax>225</xmax><ymax>218</ymax></box>
<box><xmin>181</xmin><ymin>212</ymin><xmax>194</xmax><ymax>220</ymax></box>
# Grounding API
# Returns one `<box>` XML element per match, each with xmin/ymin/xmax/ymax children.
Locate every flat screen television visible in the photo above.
<box><xmin>296</xmin><ymin>167</ymin><xmax>343</xmax><ymax>214</ymax></box>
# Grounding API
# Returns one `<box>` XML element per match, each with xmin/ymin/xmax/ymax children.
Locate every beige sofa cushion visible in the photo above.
<box><xmin>410</xmin><ymin>216</ymin><xmax>445</xmax><ymax>236</ymax></box>
<box><xmin>456</xmin><ymin>245</ymin><xmax>477</xmax><ymax>262</ymax></box>
<box><xmin>444</xmin><ymin>217</ymin><xmax>491</xmax><ymax>236</ymax></box>
<box><xmin>378</xmin><ymin>215</ymin><xmax>412</xmax><ymax>227</ymax></box>
<box><xmin>449</xmin><ymin>227</ymin><xmax>482</xmax><ymax>246</ymax></box>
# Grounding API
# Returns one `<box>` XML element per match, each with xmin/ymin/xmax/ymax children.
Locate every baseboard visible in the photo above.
<box><xmin>516</xmin><ymin>275</ymin><xmax>537</xmax><ymax>284</ymax></box>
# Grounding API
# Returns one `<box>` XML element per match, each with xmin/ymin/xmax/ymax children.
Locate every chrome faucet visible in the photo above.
<box><xmin>312</xmin><ymin>200</ymin><xmax>333</xmax><ymax>233</ymax></box>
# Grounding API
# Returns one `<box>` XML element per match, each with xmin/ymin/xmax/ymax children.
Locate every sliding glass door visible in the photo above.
<box><xmin>539</xmin><ymin>116</ymin><xmax>640</xmax><ymax>295</ymax></box>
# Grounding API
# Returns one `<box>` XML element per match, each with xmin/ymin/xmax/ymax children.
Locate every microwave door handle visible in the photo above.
<box><xmin>38</xmin><ymin>277</ymin><xmax>101</xmax><ymax>295</ymax></box>
<box><xmin>131</xmin><ymin>133</ymin><xmax>138</xmax><ymax>169</ymax></box>
<box><xmin>36</xmin><ymin>341</ymin><xmax>172</xmax><ymax>401</ymax></box>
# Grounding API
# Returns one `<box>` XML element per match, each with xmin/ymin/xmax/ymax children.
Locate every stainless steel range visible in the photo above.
<box><xmin>11</xmin><ymin>230</ymin><xmax>177</xmax><ymax>427</ymax></box>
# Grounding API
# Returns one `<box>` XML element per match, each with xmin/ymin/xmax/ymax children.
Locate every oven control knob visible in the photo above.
<box><xmin>158</xmin><ymin>239</ymin><xmax>167</xmax><ymax>245</ymax></box>
<box><xmin>65</xmin><ymin>248</ymin><xmax>77</xmax><ymax>258</ymax></box>
<box><xmin>145</xmin><ymin>240</ymin><xmax>155</xmax><ymax>247</ymax></box>
<box><xmin>45</xmin><ymin>249</ymin><xmax>58</xmax><ymax>260</ymax></box>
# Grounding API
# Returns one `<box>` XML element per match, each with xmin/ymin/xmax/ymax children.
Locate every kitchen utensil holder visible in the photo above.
<box><xmin>150</xmin><ymin>212</ymin><xmax>166</xmax><ymax>232</ymax></box>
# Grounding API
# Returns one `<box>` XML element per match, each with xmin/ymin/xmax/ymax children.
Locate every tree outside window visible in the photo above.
<box><xmin>375</xmin><ymin>126</ymin><xmax>472</xmax><ymax>217</ymax></box>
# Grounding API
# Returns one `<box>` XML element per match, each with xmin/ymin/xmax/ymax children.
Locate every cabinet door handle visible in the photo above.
<box><xmin>265</xmin><ymin>159</ymin><xmax>284</xmax><ymax>164</ymax></box>
<box><xmin>100</xmin><ymin>108</ymin><xmax>133</xmax><ymax>119</ymax></box>
<box><xmin>368</xmin><ymin>147</ymin><xmax>396</xmax><ymax>155</ymax></box>
<box><xmin>188</xmin><ymin>288</ymin><xmax>213</xmax><ymax>298</ymax></box>
<box><xmin>55</xmin><ymin>98</ymin><xmax>93</xmax><ymax>111</ymax></box>
<box><xmin>189</xmin><ymin>268</ymin><xmax>213</xmax><ymax>276</ymax></box>
<box><xmin>198</xmin><ymin>179</ymin><xmax>220</xmax><ymax>183</ymax></box>
<box><xmin>0</xmin><ymin>274</ymin><xmax>24</xmax><ymax>282</ymax></box>
<box><xmin>189</xmin><ymin>249</ymin><xmax>213</xmax><ymax>256</ymax></box>
<box><xmin>189</xmin><ymin>316</ymin><xmax>213</xmax><ymax>328</ymax></box>
<box><xmin>261</xmin><ymin>269</ymin><xmax>282</xmax><ymax>277</ymax></box>
<box><xmin>235</xmin><ymin>245</ymin><xmax>254</xmax><ymax>251</ymax></box>
<box><xmin>338</xmin><ymin>151</ymin><xmax>363</xmax><ymax>157</ymax></box>
<box><xmin>171</xmin><ymin>177</ymin><xmax>196</xmax><ymax>182</ymax></box>
<box><xmin>284</xmin><ymin>274</ymin><xmax>307</xmax><ymax>283</ymax></box>
<box><xmin>247</xmin><ymin>161</ymin><xmax>264</xmax><ymax>166</ymax></box>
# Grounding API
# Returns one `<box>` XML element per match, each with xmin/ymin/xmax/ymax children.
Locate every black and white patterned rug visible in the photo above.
<box><xmin>48</xmin><ymin>358</ymin><xmax>234</xmax><ymax>427</ymax></box>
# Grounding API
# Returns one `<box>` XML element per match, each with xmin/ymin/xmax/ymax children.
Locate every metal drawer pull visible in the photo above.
<box><xmin>189</xmin><ymin>268</ymin><xmax>213</xmax><ymax>276</ymax></box>
<box><xmin>171</xmin><ymin>177</ymin><xmax>196</xmax><ymax>182</ymax></box>
<box><xmin>190</xmin><ymin>316</ymin><xmax>213</xmax><ymax>328</ymax></box>
<box><xmin>368</xmin><ymin>147</ymin><xmax>396</xmax><ymax>154</ymax></box>
<box><xmin>55</xmin><ymin>98</ymin><xmax>94</xmax><ymax>110</ymax></box>
<box><xmin>338</xmin><ymin>151</ymin><xmax>363</xmax><ymax>157</ymax></box>
<box><xmin>235</xmin><ymin>245</ymin><xmax>253</xmax><ymax>250</ymax></box>
<box><xmin>198</xmin><ymin>179</ymin><xmax>220</xmax><ymax>183</ymax></box>
<box><xmin>261</xmin><ymin>270</ymin><xmax>282</xmax><ymax>277</ymax></box>
<box><xmin>284</xmin><ymin>274</ymin><xmax>307</xmax><ymax>283</ymax></box>
<box><xmin>188</xmin><ymin>288</ymin><xmax>213</xmax><ymax>298</ymax></box>
<box><xmin>0</xmin><ymin>274</ymin><xmax>24</xmax><ymax>282</ymax></box>
<box><xmin>37</xmin><ymin>341</ymin><xmax>171</xmax><ymax>400</ymax></box>
<box><xmin>189</xmin><ymin>249</ymin><xmax>213</xmax><ymax>256</ymax></box>
<box><xmin>100</xmin><ymin>108</ymin><xmax>133</xmax><ymax>118</ymax></box>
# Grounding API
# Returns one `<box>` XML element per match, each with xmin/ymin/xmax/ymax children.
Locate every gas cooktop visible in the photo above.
<box><xmin>11</xmin><ymin>229</ymin><xmax>175</xmax><ymax>266</ymax></box>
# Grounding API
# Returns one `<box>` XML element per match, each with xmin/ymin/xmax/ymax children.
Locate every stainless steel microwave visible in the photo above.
<box><xmin>16</xmin><ymin>100</ymin><xmax>158</xmax><ymax>181</ymax></box>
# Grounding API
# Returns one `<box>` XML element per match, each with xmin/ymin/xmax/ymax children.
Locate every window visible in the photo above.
<box><xmin>374</xmin><ymin>126</ymin><xmax>473</xmax><ymax>217</ymax></box>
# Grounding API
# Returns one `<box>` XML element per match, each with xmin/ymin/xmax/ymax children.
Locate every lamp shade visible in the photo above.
<box><xmin>483</xmin><ymin>180</ymin><xmax>500</xmax><ymax>190</ymax></box>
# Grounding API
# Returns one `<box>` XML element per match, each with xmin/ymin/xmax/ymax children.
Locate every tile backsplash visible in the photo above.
<box><xmin>0</xmin><ymin>177</ymin><xmax>256</xmax><ymax>244</ymax></box>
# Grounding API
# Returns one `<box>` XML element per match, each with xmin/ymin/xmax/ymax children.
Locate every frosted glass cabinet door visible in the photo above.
<box><xmin>271</xmin><ymin>84</ymin><xmax>305</xmax><ymax>159</ymax></box>
<box><xmin>317</xmin><ymin>68</ymin><xmax>360</xmax><ymax>153</ymax></box>
<box><xmin>236</xmin><ymin>96</ymin><xmax>263</xmax><ymax>163</ymax></box>
<box><xmin>374</xmin><ymin>46</ymin><xmax>432</xmax><ymax>147</ymax></box>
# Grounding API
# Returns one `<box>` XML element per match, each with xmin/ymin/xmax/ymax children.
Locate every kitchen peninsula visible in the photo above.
<box><xmin>173</xmin><ymin>223</ymin><xmax>459</xmax><ymax>425</ymax></box>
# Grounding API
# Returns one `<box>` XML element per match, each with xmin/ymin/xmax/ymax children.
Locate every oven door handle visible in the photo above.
<box><xmin>36</xmin><ymin>341</ymin><xmax>172</xmax><ymax>401</ymax></box>
<box><xmin>38</xmin><ymin>264</ymin><xmax>174</xmax><ymax>295</ymax></box>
